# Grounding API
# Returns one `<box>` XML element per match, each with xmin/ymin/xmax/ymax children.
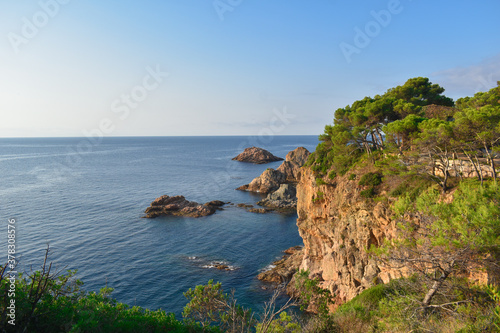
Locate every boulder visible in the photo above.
<box><xmin>232</xmin><ymin>147</ymin><xmax>283</xmax><ymax>164</ymax></box>
<box><xmin>144</xmin><ymin>195</ymin><xmax>225</xmax><ymax>218</ymax></box>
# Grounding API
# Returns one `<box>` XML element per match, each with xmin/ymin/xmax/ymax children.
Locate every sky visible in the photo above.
<box><xmin>1</xmin><ymin>0</ymin><xmax>500</xmax><ymax>137</ymax></box>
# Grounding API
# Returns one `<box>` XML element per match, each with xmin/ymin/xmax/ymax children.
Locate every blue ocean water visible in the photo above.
<box><xmin>0</xmin><ymin>136</ymin><xmax>318</xmax><ymax>316</ymax></box>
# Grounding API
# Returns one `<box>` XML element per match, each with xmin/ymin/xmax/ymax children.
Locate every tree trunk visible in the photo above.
<box><xmin>475</xmin><ymin>155</ymin><xmax>484</xmax><ymax>186</ymax></box>
<box><xmin>422</xmin><ymin>270</ymin><xmax>450</xmax><ymax>308</ymax></box>
<box><xmin>483</xmin><ymin>141</ymin><xmax>497</xmax><ymax>183</ymax></box>
<box><xmin>422</xmin><ymin>280</ymin><xmax>442</xmax><ymax>307</ymax></box>
<box><xmin>462</xmin><ymin>149</ymin><xmax>481</xmax><ymax>182</ymax></box>
<box><xmin>374</xmin><ymin>128</ymin><xmax>385</xmax><ymax>150</ymax></box>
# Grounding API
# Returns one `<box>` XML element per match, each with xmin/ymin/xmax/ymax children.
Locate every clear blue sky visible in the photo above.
<box><xmin>1</xmin><ymin>0</ymin><xmax>500</xmax><ymax>137</ymax></box>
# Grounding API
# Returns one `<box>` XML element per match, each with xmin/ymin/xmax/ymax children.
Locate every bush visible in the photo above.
<box><xmin>348</xmin><ymin>173</ymin><xmax>357</xmax><ymax>180</ymax></box>
<box><xmin>255</xmin><ymin>311</ymin><xmax>301</xmax><ymax>333</ymax></box>
<box><xmin>358</xmin><ymin>172</ymin><xmax>382</xmax><ymax>187</ymax></box>
<box><xmin>316</xmin><ymin>178</ymin><xmax>328</xmax><ymax>186</ymax></box>
<box><xmin>183</xmin><ymin>280</ymin><xmax>253</xmax><ymax>332</ymax></box>
<box><xmin>0</xmin><ymin>267</ymin><xmax>205</xmax><ymax>333</ymax></box>
<box><xmin>312</xmin><ymin>191</ymin><xmax>325</xmax><ymax>203</ymax></box>
<box><xmin>388</xmin><ymin>183</ymin><xmax>406</xmax><ymax>197</ymax></box>
<box><xmin>332</xmin><ymin>277</ymin><xmax>498</xmax><ymax>333</ymax></box>
<box><xmin>294</xmin><ymin>270</ymin><xmax>333</xmax><ymax>317</ymax></box>
<box><xmin>360</xmin><ymin>186</ymin><xmax>375</xmax><ymax>198</ymax></box>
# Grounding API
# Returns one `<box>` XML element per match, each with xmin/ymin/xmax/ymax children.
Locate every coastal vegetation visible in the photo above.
<box><xmin>4</xmin><ymin>251</ymin><xmax>498</xmax><ymax>332</ymax></box>
<box><xmin>302</xmin><ymin>77</ymin><xmax>500</xmax><ymax>331</ymax></box>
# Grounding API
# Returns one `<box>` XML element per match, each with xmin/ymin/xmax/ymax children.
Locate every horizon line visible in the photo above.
<box><xmin>0</xmin><ymin>134</ymin><xmax>320</xmax><ymax>139</ymax></box>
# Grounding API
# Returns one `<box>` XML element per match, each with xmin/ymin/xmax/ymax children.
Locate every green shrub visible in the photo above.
<box><xmin>294</xmin><ymin>270</ymin><xmax>333</xmax><ymax>317</ymax></box>
<box><xmin>358</xmin><ymin>172</ymin><xmax>382</xmax><ymax>186</ymax></box>
<box><xmin>360</xmin><ymin>186</ymin><xmax>375</xmax><ymax>198</ymax></box>
<box><xmin>0</xmin><ymin>271</ymin><xmax>206</xmax><ymax>333</ymax></box>
<box><xmin>332</xmin><ymin>276</ymin><xmax>498</xmax><ymax>332</ymax></box>
<box><xmin>328</xmin><ymin>170</ymin><xmax>337</xmax><ymax>180</ymax></box>
<box><xmin>312</xmin><ymin>191</ymin><xmax>325</xmax><ymax>203</ymax></box>
<box><xmin>255</xmin><ymin>311</ymin><xmax>301</xmax><ymax>333</ymax></box>
<box><xmin>348</xmin><ymin>173</ymin><xmax>356</xmax><ymax>180</ymax></box>
<box><xmin>183</xmin><ymin>280</ymin><xmax>253</xmax><ymax>331</ymax></box>
<box><xmin>388</xmin><ymin>183</ymin><xmax>406</xmax><ymax>197</ymax></box>
<box><xmin>316</xmin><ymin>178</ymin><xmax>327</xmax><ymax>186</ymax></box>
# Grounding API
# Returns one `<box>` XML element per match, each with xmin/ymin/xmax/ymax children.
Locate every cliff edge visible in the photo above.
<box><xmin>296</xmin><ymin>168</ymin><xmax>408</xmax><ymax>304</ymax></box>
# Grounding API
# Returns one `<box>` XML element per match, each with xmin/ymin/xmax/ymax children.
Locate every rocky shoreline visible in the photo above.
<box><xmin>257</xmin><ymin>245</ymin><xmax>303</xmax><ymax>284</ymax></box>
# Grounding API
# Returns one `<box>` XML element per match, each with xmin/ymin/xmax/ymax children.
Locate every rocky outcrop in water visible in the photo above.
<box><xmin>236</xmin><ymin>147</ymin><xmax>310</xmax><ymax>195</ymax></box>
<box><xmin>232</xmin><ymin>147</ymin><xmax>283</xmax><ymax>164</ymax></box>
<box><xmin>237</xmin><ymin>147</ymin><xmax>310</xmax><ymax>212</ymax></box>
<box><xmin>257</xmin><ymin>246</ymin><xmax>303</xmax><ymax>284</ymax></box>
<box><xmin>144</xmin><ymin>195</ymin><xmax>225</xmax><ymax>218</ymax></box>
<box><xmin>236</xmin><ymin>168</ymin><xmax>286</xmax><ymax>193</ymax></box>
<box><xmin>257</xmin><ymin>184</ymin><xmax>297</xmax><ymax>211</ymax></box>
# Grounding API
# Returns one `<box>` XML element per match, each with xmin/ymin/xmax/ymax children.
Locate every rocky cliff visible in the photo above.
<box><xmin>294</xmin><ymin>166</ymin><xmax>493</xmax><ymax>306</ymax></box>
<box><xmin>295</xmin><ymin>168</ymin><xmax>404</xmax><ymax>305</ymax></box>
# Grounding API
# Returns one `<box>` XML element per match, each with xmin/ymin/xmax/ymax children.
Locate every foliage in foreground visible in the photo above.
<box><xmin>0</xmin><ymin>250</ymin><xmax>210</xmax><ymax>333</ymax></box>
<box><xmin>331</xmin><ymin>276</ymin><xmax>499</xmax><ymax>332</ymax></box>
<box><xmin>2</xmin><ymin>248</ymin><xmax>500</xmax><ymax>332</ymax></box>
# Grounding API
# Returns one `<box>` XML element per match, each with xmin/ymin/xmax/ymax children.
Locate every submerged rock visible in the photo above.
<box><xmin>247</xmin><ymin>207</ymin><xmax>273</xmax><ymax>214</ymax></box>
<box><xmin>232</xmin><ymin>147</ymin><xmax>283</xmax><ymax>164</ymax></box>
<box><xmin>237</xmin><ymin>203</ymin><xmax>254</xmax><ymax>208</ymax></box>
<box><xmin>214</xmin><ymin>264</ymin><xmax>230</xmax><ymax>270</ymax></box>
<box><xmin>144</xmin><ymin>195</ymin><xmax>225</xmax><ymax>218</ymax></box>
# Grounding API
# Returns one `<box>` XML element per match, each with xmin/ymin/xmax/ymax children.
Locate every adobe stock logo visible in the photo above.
<box><xmin>340</xmin><ymin>0</ymin><xmax>405</xmax><ymax>64</ymax></box>
<box><xmin>213</xmin><ymin>0</ymin><xmax>243</xmax><ymax>21</ymax></box>
<box><xmin>7</xmin><ymin>0</ymin><xmax>71</xmax><ymax>54</ymax></box>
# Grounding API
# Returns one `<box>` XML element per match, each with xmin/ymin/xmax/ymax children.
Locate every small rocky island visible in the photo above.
<box><xmin>237</xmin><ymin>147</ymin><xmax>310</xmax><ymax>211</ymax></box>
<box><xmin>144</xmin><ymin>195</ymin><xmax>225</xmax><ymax>218</ymax></box>
<box><xmin>232</xmin><ymin>147</ymin><xmax>283</xmax><ymax>164</ymax></box>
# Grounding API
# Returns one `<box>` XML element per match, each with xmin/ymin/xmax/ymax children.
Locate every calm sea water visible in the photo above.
<box><xmin>0</xmin><ymin>136</ymin><xmax>318</xmax><ymax>316</ymax></box>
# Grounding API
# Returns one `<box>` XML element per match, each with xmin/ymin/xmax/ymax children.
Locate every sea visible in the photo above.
<box><xmin>0</xmin><ymin>135</ymin><xmax>318</xmax><ymax>317</ymax></box>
